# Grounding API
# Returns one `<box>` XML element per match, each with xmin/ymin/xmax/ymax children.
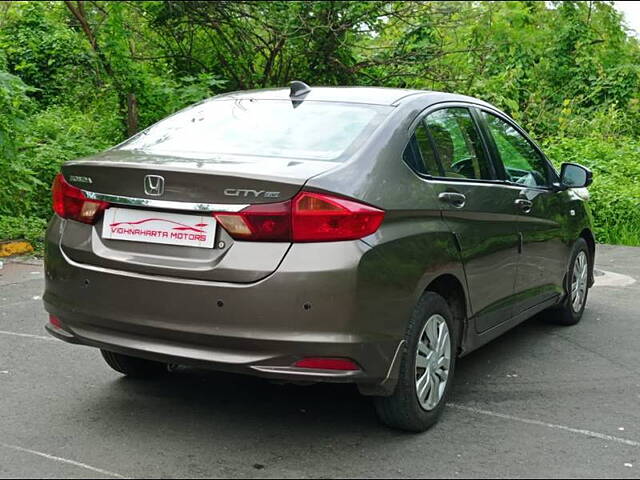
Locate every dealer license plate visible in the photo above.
<box><xmin>102</xmin><ymin>208</ymin><xmax>216</xmax><ymax>249</ymax></box>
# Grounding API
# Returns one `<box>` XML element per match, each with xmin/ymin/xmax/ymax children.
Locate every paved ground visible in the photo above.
<box><xmin>0</xmin><ymin>245</ymin><xmax>638</xmax><ymax>479</ymax></box>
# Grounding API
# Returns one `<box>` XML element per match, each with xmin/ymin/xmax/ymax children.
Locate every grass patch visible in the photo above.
<box><xmin>0</xmin><ymin>215</ymin><xmax>47</xmax><ymax>255</ymax></box>
<box><xmin>595</xmin><ymin>221</ymin><xmax>640</xmax><ymax>247</ymax></box>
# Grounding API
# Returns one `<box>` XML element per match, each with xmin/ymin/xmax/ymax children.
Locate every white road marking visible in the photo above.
<box><xmin>0</xmin><ymin>330</ymin><xmax>53</xmax><ymax>341</ymax></box>
<box><xmin>448</xmin><ymin>403</ymin><xmax>640</xmax><ymax>448</ymax></box>
<box><xmin>0</xmin><ymin>442</ymin><xmax>128</xmax><ymax>478</ymax></box>
<box><xmin>594</xmin><ymin>269</ymin><xmax>636</xmax><ymax>287</ymax></box>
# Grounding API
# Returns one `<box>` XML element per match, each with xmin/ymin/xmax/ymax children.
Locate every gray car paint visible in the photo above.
<box><xmin>43</xmin><ymin>87</ymin><xmax>594</xmax><ymax>396</ymax></box>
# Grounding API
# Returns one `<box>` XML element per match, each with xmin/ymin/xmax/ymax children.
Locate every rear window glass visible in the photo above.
<box><xmin>120</xmin><ymin>99</ymin><xmax>391</xmax><ymax>161</ymax></box>
<box><xmin>425</xmin><ymin>108</ymin><xmax>493</xmax><ymax>180</ymax></box>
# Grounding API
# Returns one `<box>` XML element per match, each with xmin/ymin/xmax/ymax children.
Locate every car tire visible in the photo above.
<box><xmin>374</xmin><ymin>292</ymin><xmax>459</xmax><ymax>432</ymax></box>
<box><xmin>546</xmin><ymin>238</ymin><xmax>591</xmax><ymax>326</ymax></box>
<box><xmin>101</xmin><ymin>350</ymin><xmax>167</xmax><ymax>378</ymax></box>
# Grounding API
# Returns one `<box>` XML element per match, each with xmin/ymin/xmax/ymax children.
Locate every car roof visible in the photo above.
<box><xmin>212</xmin><ymin>86</ymin><xmax>494</xmax><ymax>109</ymax></box>
<box><xmin>212</xmin><ymin>86</ymin><xmax>434</xmax><ymax>106</ymax></box>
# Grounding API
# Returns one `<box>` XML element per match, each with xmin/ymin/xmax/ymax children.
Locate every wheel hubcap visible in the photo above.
<box><xmin>415</xmin><ymin>314</ymin><xmax>451</xmax><ymax>411</ymax></box>
<box><xmin>571</xmin><ymin>251</ymin><xmax>588</xmax><ymax>313</ymax></box>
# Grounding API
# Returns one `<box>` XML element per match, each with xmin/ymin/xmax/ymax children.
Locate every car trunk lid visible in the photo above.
<box><xmin>62</xmin><ymin>150</ymin><xmax>334</xmax><ymax>204</ymax></box>
<box><xmin>59</xmin><ymin>150</ymin><xmax>338</xmax><ymax>283</ymax></box>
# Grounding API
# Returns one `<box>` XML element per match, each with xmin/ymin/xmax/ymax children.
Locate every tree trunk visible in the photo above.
<box><xmin>126</xmin><ymin>93</ymin><xmax>138</xmax><ymax>137</ymax></box>
<box><xmin>66</xmin><ymin>1</ymin><xmax>137</xmax><ymax>137</ymax></box>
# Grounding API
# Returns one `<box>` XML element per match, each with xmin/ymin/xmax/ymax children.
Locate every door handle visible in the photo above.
<box><xmin>515</xmin><ymin>198</ymin><xmax>533</xmax><ymax>213</ymax></box>
<box><xmin>439</xmin><ymin>192</ymin><xmax>466</xmax><ymax>208</ymax></box>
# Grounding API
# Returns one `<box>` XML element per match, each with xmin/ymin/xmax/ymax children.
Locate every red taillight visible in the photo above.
<box><xmin>292</xmin><ymin>192</ymin><xmax>385</xmax><ymax>242</ymax></box>
<box><xmin>293</xmin><ymin>358</ymin><xmax>360</xmax><ymax>371</ymax></box>
<box><xmin>214</xmin><ymin>192</ymin><xmax>384</xmax><ymax>243</ymax></box>
<box><xmin>52</xmin><ymin>174</ymin><xmax>109</xmax><ymax>224</ymax></box>
<box><xmin>215</xmin><ymin>201</ymin><xmax>291</xmax><ymax>241</ymax></box>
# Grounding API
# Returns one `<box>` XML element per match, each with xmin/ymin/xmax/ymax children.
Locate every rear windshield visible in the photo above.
<box><xmin>119</xmin><ymin>99</ymin><xmax>391</xmax><ymax>161</ymax></box>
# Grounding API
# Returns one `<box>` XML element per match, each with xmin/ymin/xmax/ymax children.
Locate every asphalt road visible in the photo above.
<box><xmin>0</xmin><ymin>245</ymin><xmax>638</xmax><ymax>479</ymax></box>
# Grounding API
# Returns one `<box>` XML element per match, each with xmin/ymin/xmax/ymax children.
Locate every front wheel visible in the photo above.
<box><xmin>546</xmin><ymin>238</ymin><xmax>591</xmax><ymax>326</ymax></box>
<box><xmin>374</xmin><ymin>292</ymin><xmax>458</xmax><ymax>432</ymax></box>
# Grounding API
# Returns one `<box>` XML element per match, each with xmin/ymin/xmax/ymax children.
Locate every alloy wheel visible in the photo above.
<box><xmin>415</xmin><ymin>314</ymin><xmax>451</xmax><ymax>411</ymax></box>
<box><xmin>571</xmin><ymin>251</ymin><xmax>588</xmax><ymax>313</ymax></box>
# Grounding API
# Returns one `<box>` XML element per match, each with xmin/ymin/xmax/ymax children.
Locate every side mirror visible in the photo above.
<box><xmin>560</xmin><ymin>162</ymin><xmax>593</xmax><ymax>188</ymax></box>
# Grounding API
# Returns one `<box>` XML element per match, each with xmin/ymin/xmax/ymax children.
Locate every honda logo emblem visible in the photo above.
<box><xmin>144</xmin><ymin>175</ymin><xmax>165</xmax><ymax>196</ymax></box>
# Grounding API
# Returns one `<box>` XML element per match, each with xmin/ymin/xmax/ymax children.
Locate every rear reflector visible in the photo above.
<box><xmin>52</xmin><ymin>174</ymin><xmax>110</xmax><ymax>224</ymax></box>
<box><xmin>49</xmin><ymin>314</ymin><xmax>61</xmax><ymax>328</ymax></box>
<box><xmin>214</xmin><ymin>192</ymin><xmax>384</xmax><ymax>243</ymax></box>
<box><xmin>293</xmin><ymin>358</ymin><xmax>360</xmax><ymax>371</ymax></box>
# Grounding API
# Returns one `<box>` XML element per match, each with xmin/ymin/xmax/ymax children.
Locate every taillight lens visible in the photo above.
<box><xmin>213</xmin><ymin>192</ymin><xmax>384</xmax><ymax>243</ymax></box>
<box><xmin>52</xmin><ymin>174</ymin><xmax>110</xmax><ymax>224</ymax></box>
<box><xmin>215</xmin><ymin>201</ymin><xmax>291</xmax><ymax>241</ymax></box>
<box><xmin>292</xmin><ymin>192</ymin><xmax>384</xmax><ymax>242</ymax></box>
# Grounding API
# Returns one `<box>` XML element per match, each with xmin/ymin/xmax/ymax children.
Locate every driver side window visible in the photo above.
<box><xmin>423</xmin><ymin>108</ymin><xmax>493</xmax><ymax>180</ymax></box>
<box><xmin>482</xmin><ymin>111</ymin><xmax>551</xmax><ymax>187</ymax></box>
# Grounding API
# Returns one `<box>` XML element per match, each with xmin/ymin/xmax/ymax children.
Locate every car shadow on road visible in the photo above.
<box><xmin>89</xmin><ymin>315</ymin><xmax>563</xmax><ymax>437</ymax></box>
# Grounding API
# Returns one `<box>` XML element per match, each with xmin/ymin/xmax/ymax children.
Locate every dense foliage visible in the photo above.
<box><xmin>0</xmin><ymin>1</ymin><xmax>639</xmax><ymax>250</ymax></box>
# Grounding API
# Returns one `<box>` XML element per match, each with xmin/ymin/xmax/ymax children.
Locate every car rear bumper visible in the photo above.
<box><xmin>43</xmin><ymin>218</ymin><xmax>405</xmax><ymax>395</ymax></box>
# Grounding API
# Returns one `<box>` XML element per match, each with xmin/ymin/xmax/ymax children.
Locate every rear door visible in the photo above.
<box><xmin>478</xmin><ymin>109</ymin><xmax>568</xmax><ymax>313</ymax></box>
<box><xmin>410</xmin><ymin>105</ymin><xmax>522</xmax><ymax>332</ymax></box>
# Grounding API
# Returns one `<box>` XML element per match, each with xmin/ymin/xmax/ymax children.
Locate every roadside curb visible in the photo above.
<box><xmin>0</xmin><ymin>240</ymin><xmax>34</xmax><ymax>257</ymax></box>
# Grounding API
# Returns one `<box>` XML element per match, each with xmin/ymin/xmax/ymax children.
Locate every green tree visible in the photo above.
<box><xmin>0</xmin><ymin>1</ymin><xmax>639</xmax><ymax>247</ymax></box>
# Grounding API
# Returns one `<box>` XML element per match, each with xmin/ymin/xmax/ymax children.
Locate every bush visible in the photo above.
<box><xmin>0</xmin><ymin>1</ymin><xmax>638</xmax><ymax>249</ymax></box>
<box><xmin>544</xmin><ymin>134</ymin><xmax>640</xmax><ymax>246</ymax></box>
<box><xmin>0</xmin><ymin>215</ymin><xmax>48</xmax><ymax>254</ymax></box>
<box><xmin>1</xmin><ymin>102</ymin><xmax>122</xmax><ymax>219</ymax></box>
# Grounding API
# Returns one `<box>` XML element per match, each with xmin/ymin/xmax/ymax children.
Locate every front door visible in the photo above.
<box><xmin>414</xmin><ymin>106</ymin><xmax>522</xmax><ymax>333</ymax></box>
<box><xmin>479</xmin><ymin>110</ymin><xmax>569</xmax><ymax>313</ymax></box>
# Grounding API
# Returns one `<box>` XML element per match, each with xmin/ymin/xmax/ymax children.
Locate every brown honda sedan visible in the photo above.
<box><xmin>43</xmin><ymin>83</ymin><xmax>594</xmax><ymax>431</ymax></box>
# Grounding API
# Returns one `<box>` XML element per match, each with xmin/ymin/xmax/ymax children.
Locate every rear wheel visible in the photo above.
<box><xmin>374</xmin><ymin>292</ymin><xmax>458</xmax><ymax>432</ymax></box>
<box><xmin>546</xmin><ymin>238</ymin><xmax>591</xmax><ymax>326</ymax></box>
<box><xmin>101</xmin><ymin>350</ymin><xmax>167</xmax><ymax>378</ymax></box>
